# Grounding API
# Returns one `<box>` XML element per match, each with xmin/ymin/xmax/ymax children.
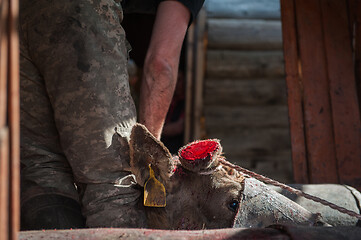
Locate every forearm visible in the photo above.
<box><xmin>139</xmin><ymin>56</ymin><xmax>178</xmax><ymax>140</ymax></box>
<box><xmin>139</xmin><ymin>1</ymin><xmax>190</xmax><ymax>139</ymax></box>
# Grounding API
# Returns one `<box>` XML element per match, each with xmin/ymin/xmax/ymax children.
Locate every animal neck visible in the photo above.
<box><xmin>145</xmin><ymin>206</ymin><xmax>169</xmax><ymax>229</ymax></box>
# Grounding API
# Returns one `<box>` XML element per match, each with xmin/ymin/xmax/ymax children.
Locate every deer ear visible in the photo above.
<box><xmin>129</xmin><ymin>123</ymin><xmax>174</xmax><ymax>186</ymax></box>
<box><xmin>178</xmin><ymin>139</ymin><xmax>222</xmax><ymax>172</ymax></box>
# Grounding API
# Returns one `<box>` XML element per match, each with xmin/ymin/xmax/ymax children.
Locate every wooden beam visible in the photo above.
<box><xmin>17</xmin><ymin>226</ymin><xmax>361</xmax><ymax>240</ymax></box>
<box><xmin>8</xmin><ymin>0</ymin><xmax>20</xmax><ymax>238</ymax></box>
<box><xmin>0</xmin><ymin>0</ymin><xmax>10</xmax><ymax>239</ymax></box>
<box><xmin>204</xmin><ymin>105</ymin><xmax>289</xmax><ymax>129</ymax></box>
<box><xmin>206</xmin><ymin>0</ymin><xmax>281</xmax><ymax>20</ymax></box>
<box><xmin>346</xmin><ymin>0</ymin><xmax>357</xmax><ymax>40</ymax></box>
<box><xmin>225</xmin><ymin>150</ymin><xmax>292</xmax><ymax>182</ymax></box>
<box><xmin>320</xmin><ymin>0</ymin><xmax>361</xmax><ymax>188</ymax></box>
<box><xmin>204</xmin><ymin>78</ymin><xmax>287</xmax><ymax>106</ymax></box>
<box><xmin>207</xmin><ymin>19</ymin><xmax>283</xmax><ymax>50</ymax></box>
<box><xmin>280</xmin><ymin>0</ymin><xmax>308</xmax><ymax>183</ymax></box>
<box><xmin>294</xmin><ymin>0</ymin><xmax>338</xmax><ymax>183</ymax></box>
<box><xmin>192</xmin><ymin>8</ymin><xmax>207</xmax><ymax>140</ymax></box>
<box><xmin>207</xmin><ymin>127</ymin><xmax>291</xmax><ymax>155</ymax></box>
<box><xmin>19</xmin><ymin>228</ymin><xmax>290</xmax><ymax>239</ymax></box>
<box><xmin>206</xmin><ymin>50</ymin><xmax>285</xmax><ymax>79</ymax></box>
<box><xmin>0</xmin><ymin>0</ymin><xmax>8</xmax><ymax>128</ymax></box>
<box><xmin>0</xmin><ymin>128</ymin><xmax>9</xmax><ymax>240</ymax></box>
<box><xmin>354</xmin><ymin>0</ymin><xmax>361</xmax><ymax>115</ymax></box>
<box><xmin>184</xmin><ymin>24</ymin><xmax>195</xmax><ymax>143</ymax></box>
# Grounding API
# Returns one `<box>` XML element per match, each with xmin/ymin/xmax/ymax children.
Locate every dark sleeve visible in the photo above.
<box><xmin>159</xmin><ymin>0</ymin><xmax>205</xmax><ymax>23</ymax></box>
<box><xmin>122</xmin><ymin>0</ymin><xmax>160</xmax><ymax>14</ymax></box>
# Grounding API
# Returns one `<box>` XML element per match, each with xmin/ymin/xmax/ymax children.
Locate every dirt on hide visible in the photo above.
<box><xmin>129</xmin><ymin>123</ymin><xmax>245</xmax><ymax>229</ymax></box>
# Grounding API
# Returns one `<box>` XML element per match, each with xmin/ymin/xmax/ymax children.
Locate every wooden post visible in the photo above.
<box><xmin>0</xmin><ymin>0</ymin><xmax>20</xmax><ymax>239</ymax></box>
<box><xmin>0</xmin><ymin>0</ymin><xmax>9</xmax><ymax>128</ymax></box>
<box><xmin>354</xmin><ymin>0</ymin><xmax>361</xmax><ymax>115</ymax></box>
<box><xmin>295</xmin><ymin>0</ymin><xmax>338</xmax><ymax>183</ymax></box>
<box><xmin>185</xmin><ymin>8</ymin><xmax>207</xmax><ymax>142</ymax></box>
<box><xmin>8</xmin><ymin>0</ymin><xmax>20</xmax><ymax>238</ymax></box>
<box><xmin>320</xmin><ymin>0</ymin><xmax>361</xmax><ymax>188</ymax></box>
<box><xmin>0</xmin><ymin>0</ymin><xmax>10</xmax><ymax>238</ymax></box>
<box><xmin>0</xmin><ymin>130</ymin><xmax>9</xmax><ymax>240</ymax></box>
<box><xmin>280</xmin><ymin>0</ymin><xmax>308</xmax><ymax>183</ymax></box>
<box><xmin>192</xmin><ymin>8</ymin><xmax>207</xmax><ymax>140</ymax></box>
<box><xmin>184</xmin><ymin>24</ymin><xmax>195</xmax><ymax>143</ymax></box>
<box><xmin>281</xmin><ymin>0</ymin><xmax>361</xmax><ymax>189</ymax></box>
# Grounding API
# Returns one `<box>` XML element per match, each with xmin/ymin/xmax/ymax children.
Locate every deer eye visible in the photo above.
<box><xmin>228</xmin><ymin>200</ymin><xmax>239</xmax><ymax>212</ymax></box>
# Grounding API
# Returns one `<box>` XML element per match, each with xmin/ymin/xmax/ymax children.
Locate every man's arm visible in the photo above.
<box><xmin>138</xmin><ymin>0</ymin><xmax>190</xmax><ymax>139</ymax></box>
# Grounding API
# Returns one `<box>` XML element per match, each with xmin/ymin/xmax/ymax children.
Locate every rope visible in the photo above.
<box><xmin>219</xmin><ymin>158</ymin><xmax>361</xmax><ymax>221</ymax></box>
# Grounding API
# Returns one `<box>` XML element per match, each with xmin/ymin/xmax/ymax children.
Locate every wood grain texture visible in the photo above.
<box><xmin>193</xmin><ymin>8</ymin><xmax>207</xmax><ymax>140</ymax></box>
<box><xmin>207</xmin><ymin>19</ymin><xmax>283</xmax><ymax>50</ymax></box>
<box><xmin>0</xmin><ymin>1</ymin><xmax>10</xmax><ymax>239</ymax></box>
<box><xmin>204</xmin><ymin>0</ymin><xmax>291</xmax><ymax>183</ymax></box>
<box><xmin>225</xmin><ymin>150</ymin><xmax>292</xmax><ymax>168</ymax></box>
<box><xmin>0</xmin><ymin>128</ymin><xmax>9</xmax><ymax>240</ymax></box>
<box><xmin>206</xmin><ymin>50</ymin><xmax>285</xmax><ymax>78</ymax></box>
<box><xmin>321</xmin><ymin>0</ymin><xmax>361</xmax><ymax>188</ymax></box>
<box><xmin>354</xmin><ymin>0</ymin><xmax>361</xmax><ymax>113</ymax></box>
<box><xmin>207</xmin><ymin>128</ymin><xmax>291</xmax><ymax>155</ymax></box>
<box><xmin>9</xmin><ymin>0</ymin><xmax>20</xmax><ymax>237</ymax></box>
<box><xmin>204</xmin><ymin>78</ymin><xmax>287</xmax><ymax>106</ymax></box>
<box><xmin>225</xmin><ymin>150</ymin><xmax>293</xmax><ymax>183</ymax></box>
<box><xmin>280</xmin><ymin>0</ymin><xmax>308</xmax><ymax>183</ymax></box>
<box><xmin>0</xmin><ymin>0</ymin><xmax>8</xmax><ymax>129</ymax></box>
<box><xmin>294</xmin><ymin>0</ymin><xmax>338</xmax><ymax>183</ymax></box>
<box><xmin>184</xmin><ymin>24</ymin><xmax>194</xmax><ymax>143</ymax></box>
<box><xmin>204</xmin><ymin>105</ymin><xmax>289</xmax><ymax>129</ymax></box>
<box><xmin>205</xmin><ymin>0</ymin><xmax>281</xmax><ymax>20</ymax></box>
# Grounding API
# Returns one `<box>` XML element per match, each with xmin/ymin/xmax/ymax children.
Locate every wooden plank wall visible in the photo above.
<box><xmin>0</xmin><ymin>0</ymin><xmax>20</xmax><ymax>239</ymax></box>
<box><xmin>203</xmin><ymin>0</ymin><xmax>292</xmax><ymax>182</ymax></box>
<box><xmin>281</xmin><ymin>0</ymin><xmax>361</xmax><ymax>190</ymax></box>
